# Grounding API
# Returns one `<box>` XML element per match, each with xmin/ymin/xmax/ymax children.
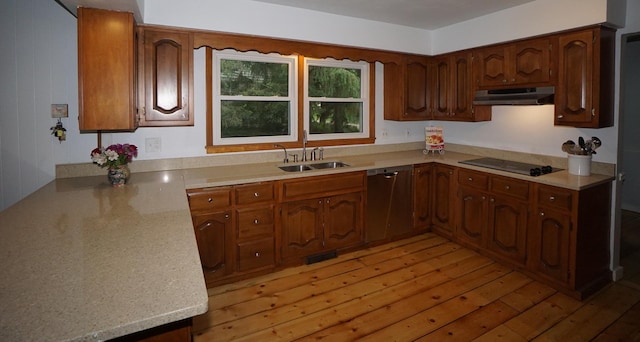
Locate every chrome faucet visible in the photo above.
<box><xmin>274</xmin><ymin>144</ymin><xmax>288</xmax><ymax>163</ymax></box>
<box><xmin>302</xmin><ymin>130</ymin><xmax>308</xmax><ymax>162</ymax></box>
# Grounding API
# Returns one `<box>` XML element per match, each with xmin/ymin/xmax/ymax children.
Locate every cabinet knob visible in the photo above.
<box><xmin>557</xmin><ymin>115</ymin><xmax>564</xmax><ymax>119</ymax></box>
<box><xmin>254</xmin><ymin>219</ymin><xmax>259</xmax><ymax>224</ymax></box>
<box><xmin>511</xmin><ymin>78</ymin><xmax>515</xmax><ymax>82</ymax></box>
<box><xmin>468</xmin><ymin>177</ymin><xmax>473</xmax><ymax>181</ymax></box>
<box><xmin>505</xmin><ymin>185</ymin><xmax>510</xmax><ymax>190</ymax></box>
<box><xmin>254</xmin><ymin>192</ymin><xmax>259</xmax><ymax>197</ymax></box>
<box><xmin>490</xmin><ymin>198</ymin><xmax>495</xmax><ymax>202</ymax></box>
<box><xmin>255</xmin><ymin>252</ymin><xmax>261</xmax><ymax>257</ymax></box>
<box><xmin>224</xmin><ymin>213</ymin><xmax>230</xmax><ymax>219</ymax></box>
<box><xmin>449</xmin><ymin>171</ymin><xmax>453</xmax><ymax>175</ymax></box>
<box><xmin>502</xmin><ymin>79</ymin><xmax>507</xmax><ymax>83</ymax></box>
<box><xmin>207</xmin><ymin>197</ymin><xmax>213</xmax><ymax>203</ymax></box>
<box><xmin>540</xmin><ymin>211</ymin><xmax>545</xmax><ymax>216</ymax></box>
<box><xmin>482</xmin><ymin>196</ymin><xmax>486</xmax><ymax>200</ymax></box>
<box><xmin>549</xmin><ymin>196</ymin><xmax>555</xmax><ymax>201</ymax></box>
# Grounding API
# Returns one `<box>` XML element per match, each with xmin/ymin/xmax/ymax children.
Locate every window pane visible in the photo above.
<box><xmin>220</xmin><ymin>60</ymin><xmax>289</xmax><ymax>96</ymax></box>
<box><xmin>309</xmin><ymin>102</ymin><xmax>362</xmax><ymax>134</ymax></box>
<box><xmin>221</xmin><ymin>101</ymin><xmax>290</xmax><ymax>138</ymax></box>
<box><xmin>308</xmin><ymin>66</ymin><xmax>361</xmax><ymax>98</ymax></box>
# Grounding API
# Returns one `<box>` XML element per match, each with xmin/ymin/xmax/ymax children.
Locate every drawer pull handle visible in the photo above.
<box><xmin>254</xmin><ymin>219</ymin><xmax>259</xmax><ymax>224</ymax></box>
<box><xmin>254</xmin><ymin>192</ymin><xmax>259</xmax><ymax>197</ymax></box>
<box><xmin>207</xmin><ymin>198</ymin><xmax>213</xmax><ymax>203</ymax></box>
<box><xmin>549</xmin><ymin>196</ymin><xmax>555</xmax><ymax>201</ymax></box>
<box><xmin>255</xmin><ymin>252</ymin><xmax>261</xmax><ymax>257</ymax></box>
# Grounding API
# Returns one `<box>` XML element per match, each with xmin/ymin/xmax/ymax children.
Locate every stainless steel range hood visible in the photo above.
<box><xmin>473</xmin><ymin>86</ymin><xmax>554</xmax><ymax>105</ymax></box>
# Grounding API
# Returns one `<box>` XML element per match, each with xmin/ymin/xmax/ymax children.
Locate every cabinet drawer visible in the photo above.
<box><xmin>235</xmin><ymin>183</ymin><xmax>274</xmax><ymax>205</ymax></box>
<box><xmin>537</xmin><ymin>185</ymin><xmax>573</xmax><ymax>211</ymax></box>
<box><xmin>491</xmin><ymin>176</ymin><xmax>529</xmax><ymax>200</ymax></box>
<box><xmin>187</xmin><ymin>187</ymin><xmax>232</xmax><ymax>212</ymax></box>
<box><xmin>237</xmin><ymin>238</ymin><xmax>274</xmax><ymax>272</ymax></box>
<box><xmin>236</xmin><ymin>206</ymin><xmax>274</xmax><ymax>239</ymax></box>
<box><xmin>458</xmin><ymin>169</ymin><xmax>489</xmax><ymax>190</ymax></box>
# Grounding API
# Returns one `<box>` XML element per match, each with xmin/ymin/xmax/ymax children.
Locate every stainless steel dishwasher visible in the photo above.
<box><xmin>366</xmin><ymin>165</ymin><xmax>413</xmax><ymax>243</ymax></box>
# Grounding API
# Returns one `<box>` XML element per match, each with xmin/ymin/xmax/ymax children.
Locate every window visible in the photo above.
<box><xmin>305</xmin><ymin>59</ymin><xmax>369</xmax><ymax>141</ymax></box>
<box><xmin>212</xmin><ymin>50</ymin><xmax>297</xmax><ymax>145</ymax></box>
<box><xmin>206</xmin><ymin>46</ymin><xmax>375</xmax><ymax>153</ymax></box>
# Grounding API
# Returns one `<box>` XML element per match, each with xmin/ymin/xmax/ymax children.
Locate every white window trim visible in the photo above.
<box><xmin>212</xmin><ymin>49</ymin><xmax>298</xmax><ymax>145</ymax></box>
<box><xmin>304</xmin><ymin>58</ymin><xmax>370</xmax><ymax>141</ymax></box>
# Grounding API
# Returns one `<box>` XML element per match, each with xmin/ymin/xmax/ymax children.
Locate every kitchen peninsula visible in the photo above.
<box><xmin>0</xmin><ymin>146</ymin><xmax>614</xmax><ymax>340</ymax></box>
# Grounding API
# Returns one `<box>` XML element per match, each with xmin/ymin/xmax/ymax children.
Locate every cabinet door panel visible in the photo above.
<box><xmin>433</xmin><ymin>165</ymin><xmax>456</xmax><ymax>234</ymax></box>
<box><xmin>78</xmin><ymin>8</ymin><xmax>136</xmax><ymax>131</ymax></box>
<box><xmin>413</xmin><ymin>164</ymin><xmax>432</xmax><ymax>229</ymax></box>
<box><xmin>280</xmin><ymin>199</ymin><xmax>324</xmax><ymax>259</ymax></box>
<box><xmin>477</xmin><ymin>46</ymin><xmax>508</xmax><ymax>87</ymax></box>
<box><xmin>451</xmin><ymin>52</ymin><xmax>474</xmax><ymax>119</ymax></box>
<box><xmin>457</xmin><ymin>187</ymin><xmax>486</xmax><ymax>247</ymax></box>
<box><xmin>405</xmin><ymin>57</ymin><xmax>429</xmax><ymax>118</ymax></box>
<box><xmin>487</xmin><ymin>197</ymin><xmax>528</xmax><ymax>265</ymax></box>
<box><xmin>513</xmin><ymin>39</ymin><xmax>551</xmax><ymax>84</ymax></box>
<box><xmin>192</xmin><ymin>211</ymin><xmax>232</xmax><ymax>279</ymax></box>
<box><xmin>325</xmin><ymin>192</ymin><xmax>363</xmax><ymax>249</ymax></box>
<box><xmin>141</xmin><ymin>29</ymin><xmax>193</xmax><ymax>125</ymax></box>
<box><xmin>556</xmin><ymin>30</ymin><xmax>593</xmax><ymax>124</ymax></box>
<box><xmin>530</xmin><ymin>208</ymin><xmax>571</xmax><ymax>285</ymax></box>
<box><xmin>431</xmin><ymin>56</ymin><xmax>451</xmax><ymax>118</ymax></box>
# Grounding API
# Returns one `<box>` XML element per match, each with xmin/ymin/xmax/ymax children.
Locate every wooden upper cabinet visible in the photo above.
<box><xmin>476</xmin><ymin>37</ymin><xmax>552</xmax><ymax>88</ymax></box>
<box><xmin>139</xmin><ymin>27</ymin><xmax>194</xmax><ymax>126</ymax></box>
<box><xmin>384</xmin><ymin>54</ymin><xmax>429</xmax><ymax>121</ymax></box>
<box><xmin>430</xmin><ymin>52</ymin><xmax>489</xmax><ymax>122</ymax></box>
<box><xmin>555</xmin><ymin>27</ymin><xmax>615</xmax><ymax>128</ymax></box>
<box><xmin>78</xmin><ymin>8</ymin><xmax>137</xmax><ymax>131</ymax></box>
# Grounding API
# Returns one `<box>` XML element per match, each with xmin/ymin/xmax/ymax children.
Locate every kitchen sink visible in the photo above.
<box><xmin>309</xmin><ymin>161</ymin><xmax>349</xmax><ymax>169</ymax></box>
<box><xmin>278</xmin><ymin>161</ymin><xmax>349</xmax><ymax>172</ymax></box>
<box><xmin>279</xmin><ymin>164</ymin><xmax>313</xmax><ymax>172</ymax></box>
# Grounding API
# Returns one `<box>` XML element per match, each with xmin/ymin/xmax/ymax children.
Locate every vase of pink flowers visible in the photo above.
<box><xmin>91</xmin><ymin>144</ymin><xmax>138</xmax><ymax>187</ymax></box>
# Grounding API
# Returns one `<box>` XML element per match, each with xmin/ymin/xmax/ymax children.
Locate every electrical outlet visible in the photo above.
<box><xmin>145</xmin><ymin>137</ymin><xmax>161</xmax><ymax>153</ymax></box>
<box><xmin>381</xmin><ymin>128</ymin><xmax>388</xmax><ymax>137</ymax></box>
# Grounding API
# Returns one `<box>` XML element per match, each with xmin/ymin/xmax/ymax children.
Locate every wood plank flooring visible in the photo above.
<box><xmin>192</xmin><ymin>233</ymin><xmax>640</xmax><ymax>341</ymax></box>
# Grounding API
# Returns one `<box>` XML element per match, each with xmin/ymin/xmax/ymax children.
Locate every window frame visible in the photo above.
<box><xmin>212</xmin><ymin>49</ymin><xmax>298</xmax><ymax>146</ymax></box>
<box><xmin>304</xmin><ymin>58</ymin><xmax>370</xmax><ymax>142</ymax></box>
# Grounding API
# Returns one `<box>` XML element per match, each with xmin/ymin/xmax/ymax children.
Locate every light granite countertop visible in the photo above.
<box><xmin>0</xmin><ymin>147</ymin><xmax>614</xmax><ymax>341</ymax></box>
<box><xmin>0</xmin><ymin>171</ymin><xmax>208</xmax><ymax>341</ymax></box>
<box><xmin>182</xmin><ymin>149</ymin><xmax>615</xmax><ymax>191</ymax></box>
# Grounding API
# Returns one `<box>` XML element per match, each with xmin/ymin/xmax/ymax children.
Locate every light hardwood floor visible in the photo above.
<box><xmin>193</xmin><ymin>233</ymin><xmax>640</xmax><ymax>341</ymax></box>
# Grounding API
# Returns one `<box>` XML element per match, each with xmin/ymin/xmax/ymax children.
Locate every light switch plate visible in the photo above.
<box><xmin>51</xmin><ymin>104</ymin><xmax>68</xmax><ymax>118</ymax></box>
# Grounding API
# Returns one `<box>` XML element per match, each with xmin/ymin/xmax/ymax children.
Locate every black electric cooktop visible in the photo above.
<box><xmin>459</xmin><ymin>157</ymin><xmax>562</xmax><ymax>177</ymax></box>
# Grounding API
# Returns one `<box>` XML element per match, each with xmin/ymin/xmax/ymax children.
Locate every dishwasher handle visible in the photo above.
<box><xmin>383</xmin><ymin>171</ymin><xmax>399</xmax><ymax>179</ymax></box>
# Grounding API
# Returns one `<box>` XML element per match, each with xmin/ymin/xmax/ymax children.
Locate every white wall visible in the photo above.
<box><xmin>0</xmin><ymin>0</ymin><xmax>633</xmax><ymax>212</ymax></box>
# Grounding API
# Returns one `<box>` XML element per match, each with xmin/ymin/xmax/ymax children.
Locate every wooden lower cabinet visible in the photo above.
<box><xmin>456</xmin><ymin>171</ymin><xmax>529</xmax><ymax>268</ymax></box>
<box><xmin>187</xmin><ymin>182</ymin><xmax>276</xmax><ymax>287</ymax></box>
<box><xmin>528</xmin><ymin>183</ymin><xmax>612</xmax><ymax>299</ymax></box>
<box><xmin>278</xmin><ymin>172</ymin><xmax>365</xmax><ymax>265</ymax></box>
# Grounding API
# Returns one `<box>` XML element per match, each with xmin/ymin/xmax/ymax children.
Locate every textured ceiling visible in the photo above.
<box><xmin>251</xmin><ymin>0</ymin><xmax>535</xmax><ymax>29</ymax></box>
